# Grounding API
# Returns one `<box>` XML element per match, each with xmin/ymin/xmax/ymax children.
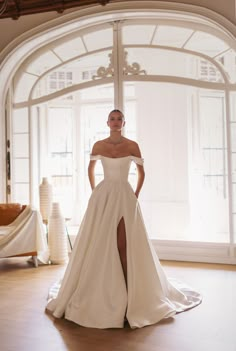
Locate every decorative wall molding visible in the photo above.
<box><xmin>93</xmin><ymin>52</ymin><xmax>114</xmax><ymax>79</ymax></box>
<box><xmin>0</xmin><ymin>0</ymin><xmax>8</xmax><ymax>16</ymax></box>
<box><xmin>153</xmin><ymin>240</ymin><xmax>236</xmax><ymax>264</ymax></box>
<box><xmin>0</xmin><ymin>0</ymin><xmax>111</xmax><ymax>20</ymax></box>
<box><xmin>123</xmin><ymin>50</ymin><xmax>147</xmax><ymax>76</ymax></box>
<box><xmin>1</xmin><ymin>1</ymin><xmax>236</xmax><ymax>25</ymax></box>
<box><xmin>93</xmin><ymin>50</ymin><xmax>147</xmax><ymax>80</ymax></box>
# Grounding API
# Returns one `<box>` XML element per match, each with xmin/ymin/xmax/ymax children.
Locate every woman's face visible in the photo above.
<box><xmin>107</xmin><ymin>111</ymin><xmax>125</xmax><ymax>131</ymax></box>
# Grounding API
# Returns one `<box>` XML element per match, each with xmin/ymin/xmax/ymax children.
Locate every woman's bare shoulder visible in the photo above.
<box><xmin>93</xmin><ymin>140</ymin><xmax>104</xmax><ymax>147</ymax></box>
<box><xmin>123</xmin><ymin>138</ymin><xmax>142</xmax><ymax>157</ymax></box>
<box><xmin>91</xmin><ymin>140</ymin><xmax>107</xmax><ymax>154</ymax></box>
<box><xmin>123</xmin><ymin>137</ymin><xmax>137</xmax><ymax>145</ymax></box>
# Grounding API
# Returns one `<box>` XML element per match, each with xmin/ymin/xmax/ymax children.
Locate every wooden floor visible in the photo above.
<box><xmin>0</xmin><ymin>258</ymin><xmax>236</xmax><ymax>351</ymax></box>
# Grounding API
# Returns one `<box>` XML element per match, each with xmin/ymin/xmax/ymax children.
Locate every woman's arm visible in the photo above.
<box><xmin>130</xmin><ymin>141</ymin><xmax>145</xmax><ymax>198</ymax></box>
<box><xmin>88</xmin><ymin>142</ymin><xmax>101</xmax><ymax>190</ymax></box>
<box><xmin>135</xmin><ymin>163</ymin><xmax>145</xmax><ymax>198</ymax></box>
<box><xmin>88</xmin><ymin>160</ymin><xmax>96</xmax><ymax>190</ymax></box>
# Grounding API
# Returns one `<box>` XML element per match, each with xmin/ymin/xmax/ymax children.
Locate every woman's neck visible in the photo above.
<box><xmin>109</xmin><ymin>132</ymin><xmax>123</xmax><ymax>144</ymax></box>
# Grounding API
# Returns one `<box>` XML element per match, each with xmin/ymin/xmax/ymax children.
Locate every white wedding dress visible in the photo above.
<box><xmin>46</xmin><ymin>155</ymin><xmax>202</xmax><ymax>329</ymax></box>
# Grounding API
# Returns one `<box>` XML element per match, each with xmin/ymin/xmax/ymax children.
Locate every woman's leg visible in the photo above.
<box><xmin>117</xmin><ymin>217</ymin><xmax>127</xmax><ymax>286</ymax></box>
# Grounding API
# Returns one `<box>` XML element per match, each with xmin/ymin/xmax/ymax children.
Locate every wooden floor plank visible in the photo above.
<box><xmin>0</xmin><ymin>258</ymin><xmax>236</xmax><ymax>351</ymax></box>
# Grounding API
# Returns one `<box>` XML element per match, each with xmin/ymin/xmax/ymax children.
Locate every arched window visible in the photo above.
<box><xmin>4</xmin><ymin>8</ymin><xmax>236</xmax><ymax>263</ymax></box>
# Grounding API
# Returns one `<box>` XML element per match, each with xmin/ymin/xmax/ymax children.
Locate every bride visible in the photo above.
<box><xmin>46</xmin><ymin>109</ymin><xmax>202</xmax><ymax>329</ymax></box>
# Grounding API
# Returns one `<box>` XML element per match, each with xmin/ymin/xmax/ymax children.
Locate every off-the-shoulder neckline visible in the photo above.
<box><xmin>90</xmin><ymin>154</ymin><xmax>142</xmax><ymax>160</ymax></box>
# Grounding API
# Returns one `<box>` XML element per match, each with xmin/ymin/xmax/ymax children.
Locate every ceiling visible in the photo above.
<box><xmin>0</xmin><ymin>0</ymin><xmax>111</xmax><ymax>19</ymax></box>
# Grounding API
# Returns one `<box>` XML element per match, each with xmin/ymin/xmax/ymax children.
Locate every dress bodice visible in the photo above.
<box><xmin>90</xmin><ymin>155</ymin><xmax>144</xmax><ymax>182</ymax></box>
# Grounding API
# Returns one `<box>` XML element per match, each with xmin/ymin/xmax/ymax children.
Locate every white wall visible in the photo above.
<box><xmin>0</xmin><ymin>7</ymin><xmax>79</xmax><ymax>57</ymax></box>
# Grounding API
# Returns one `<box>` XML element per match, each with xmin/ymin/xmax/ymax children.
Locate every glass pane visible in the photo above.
<box><xmin>34</xmin><ymin>50</ymin><xmax>112</xmax><ymax>99</ymax></box>
<box><xmin>12</xmin><ymin>109</ymin><xmax>28</xmax><ymax>133</ymax></box>
<box><xmin>192</xmin><ymin>93</ymin><xmax>229</xmax><ymax>242</ymax></box>
<box><xmin>122</xmin><ymin>81</ymin><xmax>229</xmax><ymax>243</ymax></box>
<box><xmin>123</xmin><ymin>88</ymin><xmax>137</xmax><ymax>188</ymax></box>
<box><xmin>185</xmin><ymin>31</ymin><xmax>229</xmax><ymax>57</ymax></box>
<box><xmin>216</xmin><ymin>49</ymin><xmax>236</xmax><ymax>84</ymax></box>
<box><xmin>152</xmin><ymin>25</ymin><xmax>193</xmax><ymax>47</ymax></box>
<box><xmin>13</xmin><ymin>159</ymin><xmax>29</xmax><ymax>182</ymax></box>
<box><xmin>80</xmin><ymin>84</ymin><xmax>114</xmax><ymax>100</ymax></box>
<box><xmin>12</xmin><ymin>183</ymin><xmax>29</xmax><ymax>204</ymax></box>
<box><xmin>12</xmin><ymin>134</ymin><xmax>29</xmax><ymax>158</ymax></box>
<box><xmin>232</xmin><ymin>154</ymin><xmax>236</xmax><ymax>183</ymax></box>
<box><xmin>26</xmin><ymin>51</ymin><xmax>61</xmax><ymax>75</ymax></box>
<box><xmin>233</xmin><ymin>215</ymin><xmax>236</xmax><ymax>241</ymax></box>
<box><xmin>231</xmin><ymin>123</ymin><xmax>236</xmax><ymax>152</ymax></box>
<box><xmin>230</xmin><ymin>92</ymin><xmax>236</xmax><ymax>121</ymax></box>
<box><xmin>230</xmin><ymin>90</ymin><xmax>236</xmax><ymax>233</ymax></box>
<box><xmin>14</xmin><ymin>73</ymin><xmax>38</xmax><ymax>103</ymax></box>
<box><xmin>122</xmin><ymin>24</ymin><xmax>156</xmax><ymax>45</ymax></box>
<box><xmin>232</xmin><ymin>184</ymin><xmax>236</xmax><ymax>213</ymax></box>
<box><xmin>124</xmin><ymin>82</ymin><xmax>192</xmax><ymax>241</ymax></box>
<box><xmin>123</xmin><ymin>94</ymin><xmax>136</xmax><ymax>141</ymax></box>
<box><xmin>124</xmin><ymin>48</ymin><xmax>224</xmax><ymax>82</ymax></box>
<box><xmin>83</xmin><ymin>27</ymin><xmax>113</xmax><ymax>51</ymax></box>
<box><xmin>124</xmin><ymin>83</ymin><xmax>135</xmax><ymax>98</ymax></box>
<box><xmin>47</xmin><ymin>107</ymin><xmax>74</xmax><ymax>218</ymax></box>
<box><xmin>53</xmin><ymin>36</ymin><xmax>86</xmax><ymax>61</ymax></box>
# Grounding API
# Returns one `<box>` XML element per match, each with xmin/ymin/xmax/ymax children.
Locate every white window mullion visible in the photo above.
<box><xmin>113</xmin><ymin>21</ymin><xmax>124</xmax><ymax>111</ymax></box>
<box><xmin>226</xmin><ymin>89</ymin><xmax>236</xmax><ymax>258</ymax></box>
<box><xmin>6</xmin><ymin>90</ymin><xmax>12</xmax><ymax>203</ymax></box>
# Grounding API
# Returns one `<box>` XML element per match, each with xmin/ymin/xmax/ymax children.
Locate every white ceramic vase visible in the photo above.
<box><xmin>39</xmin><ymin>177</ymin><xmax>53</xmax><ymax>222</ymax></box>
<box><xmin>48</xmin><ymin>202</ymin><xmax>68</xmax><ymax>264</ymax></box>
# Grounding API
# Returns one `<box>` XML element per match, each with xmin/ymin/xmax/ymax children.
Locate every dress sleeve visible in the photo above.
<box><xmin>131</xmin><ymin>156</ymin><xmax>144</xmax><ymax>166</ymax></box>
<box><xmin>90</xmin><ymin>154</ymin><xmax>101</xmax><ymax>161</ymax></box>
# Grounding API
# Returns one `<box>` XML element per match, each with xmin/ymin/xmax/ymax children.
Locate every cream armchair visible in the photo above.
<box><xmin>0</xmin><ymin>203</ymin><xmax>49</xmax><ymax>267</ymax></box>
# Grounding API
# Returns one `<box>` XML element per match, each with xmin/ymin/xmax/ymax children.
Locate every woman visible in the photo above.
<box><xmin>46</xmin><ymin>109</ymin><xmax>201</xmax><ymax>329</ymax></box>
